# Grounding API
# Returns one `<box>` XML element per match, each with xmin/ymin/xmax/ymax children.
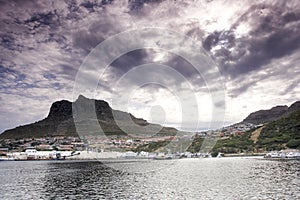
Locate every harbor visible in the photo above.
<box><xmin>1</xmin><ymin>146</ymin><xmax>300</xmax><ymax>161</ymax></box>
<box><xmin>264</xmin><ymin>149</ymin><xmax>300</xmax><ymax>159</ymax></box>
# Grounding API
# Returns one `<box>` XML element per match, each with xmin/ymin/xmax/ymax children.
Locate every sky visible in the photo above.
<box><xmin>0</xmin><ymin>0</ymin><xmax>300</xmax><ymax>133</ymax></box>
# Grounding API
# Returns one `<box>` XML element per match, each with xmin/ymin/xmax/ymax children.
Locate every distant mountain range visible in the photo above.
<box><xmin>243</xmin><ymin>101</ymin><xmax>300</xmax><ymax>125</ymax></box>
<box><xmin>0</xmin><ymin>95</ymin><xmax>177</xmax><ymax>139</ymax></box>
<box><xmin>256</xmin><ymin>107</ymin><xmax>300</xmax><ymax>150</ymax></box>
<box><xmin>211</xmin><ymin>100</ymin><xmax>300</xmax><ymax>153</ymax></box>
<box><xmin>1</xmin><ymin>97</ymin><xmax>299</xmax><ymax>152</ymax></box>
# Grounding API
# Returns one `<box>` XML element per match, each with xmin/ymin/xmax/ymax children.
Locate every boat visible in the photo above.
<box><xmin>153</xmin><ymin>155</ymin><xmax>173</xmax><ymax>160</ymax></box>
<box><xmin>264</xmin><ymin>151</ymin><xmax>282</xmax><ymax>158</ymax></box>
<box><xmin>204</xmin><ymin>153</ymin><xmax>212</xmax><ymax>158</ymax></box>
<box><xmin>264</xmin><ymin>150</ymin><xmax>300</xmax><ymax>159</ymax></box>
<box><xmin>286</xmin><ymin>151</ymin><xmax>300</xmax><ymax>159</ymax></box>
<box><xmin>9</xmin><ymin>147</ymin><xmax>80</xmax><ymax>160</ymax></box>
<box><xmin>153</xmin><ymin>152</ymin><xmax>173</xmax><ymax>160</ymax></box>
<box><xmin>286</xmin><ymin>152</ymin><xmax>295</xmax><ymax>158</ymax></box>
<box><xmin>217</xmin><ymin>152</ymin><xmax>223</xmax><ymax>158</ymax></box>
<box><xmin>0</xmin><ymin>156</ymin><xmax>15</xmax><ymax>161</ymax></box>
<box><xmin>294</xmin><ymin>152</ymin><xmax>300</xmax><ymax>159</ymax></box>
<box><xmin>0</xmin><ymin>148</ymin><xmax>14</xmax><ymax>161</ymax></box>
<box><xmin>25</xmin><ymin>147</ymin><xmax>37</xmax><ymax>160</ymax></box>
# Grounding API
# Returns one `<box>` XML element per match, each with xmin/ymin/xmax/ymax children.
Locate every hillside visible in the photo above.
<box><xmin>243</xmin><ymin>101</ymin><xmax>300</xmax><ymax>125</ymax></box>
<box><xmin>0</xmin><ymin>95</ymin><xmax>177</xmax><ymax>139</ymax></box>
<box><xmin>256</xmin><ymin>109</ymin><xmax>300</xmax><ymax>150</ymax></box>
<box><xmin>243</xmin><ymin>105</ymin><xmax>288</xmax><ymax>125</ymax></box>
<box><xmin>187</xmin><ymin>101</ymin><xmax>300</xmax><ymax>154</ymax></box>
<box><xmin>1</xmin><ymin>98</ymin><xmax>299</xmax><ymax>153</ymax></box>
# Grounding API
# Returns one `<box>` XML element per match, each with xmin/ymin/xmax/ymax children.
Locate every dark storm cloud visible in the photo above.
<box><xmin>110</xmin><ymin>49</ymin><xmax>149</xmax><ymax>73</ymax></box>
<box><xmin>80</xmin><ymin>1</ymin><xmax>97</xmax><ymax>12</ymax></box>
<box><xmin>108</xmin><ymin>49</ymin><xmax>208</xmax><ymax>92</ymax></box>
<box><xmin>203</xmin><ymin>30</ymin><xmax>235</xmax><ymax>52</ymax></box>
<box><xmin>0</xmin><ymin>0</ymin><xmax>84</xmax><ymax>85</ymax></box>
<box><xmin>128</xmin><ymin>0</ymin><xmax>163</xmax><ymax>12</ymax></box>
<box><xmin>24</xmin><ymin>11</ymin><xmax>61</xmax><ymax>29</ymax></box>
<box><xmin>280</xmin><ymin>80</ymin><xmax>300</xmax><ymax>96</ymax></box>
<box><xmin>79</xmin><ymin>0</ymin><xmax>115</xmax><ymax>12</ymax></box>
<box><xmin>162</xmin><ymin>55</ymin><xmax>199</xmax><ymax>78</ymax></box>
<box><xmin>0</xmin><ymin>64</ymin><xmax>16</xmax><ymax>77</ymax></box>
<box><xmin>0</xmin><ymin>0</ymin><xmax>299</xmax><ymax>132</ymax></box>
<box><xmin>0</xmin><ymin>33</ymin><xmax>22</xmax><ymax>51</ymax></box>
<box><xmin>204</xmin><ymin>2</ymin><xmax>300</xmax><ymax>79</ymax></box>
<box><xmin>0</xmin><ymin>1</ymin><xmax>65</xmax><ymax>56</ymax></box>
<box><xmin>43</xmin><ymin>73</ymin><xmax>56</xmax><ymax>80</ymax></box>
<box><xmin>228</xmin><ymin>80</ymin><xmax>257</xmax><ymax>98</ymax></box>
<box><xmin>0</xmin><ymin>64</ymin><xmax>26</xmax><ymax>85</ymax></box>
<box><xmin>72</xmin><ymin>19</ymin><xmax>120</xmax><ymax>54</ymax></box>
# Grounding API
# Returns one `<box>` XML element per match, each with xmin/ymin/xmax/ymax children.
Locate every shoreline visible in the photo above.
<box><xmin>2</xmin><ymin>149</ymin><xmax>300</xmax><ymax>161</ymax></box>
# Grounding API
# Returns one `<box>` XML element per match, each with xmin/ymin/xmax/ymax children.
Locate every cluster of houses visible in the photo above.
<box><xmin>0</xmin><ymin>135</ymin><xmax>179</xmax><ymax>155</ymax></box>
<box><xmin>197</xmin><ymin>122</ymin><xmax>259</xmax><ymax>137</ymax></box>
<box><xmin>0</xmin><ymin>136</ymin><xmax>85</xmax><ymax>151</ymax></box>
<box><xmin>1</xmin><ymin>146</ymin><xmax>215</xmax><ymax>161</ymax></box>
<box><xmin>0</xmin><ymin>134</ymin><xmax>213</xmax><ymax>160</ymax></box>
<box><xmin>0</xmin><ymin>122</ymin><xmax>260</xmax><ymax>153</ymax></box>
<box><xmin>219</xmin><ymin>123</ymin><xmax>260</xmax><ymax>136</ymax></box>
<box><xmin>0</xmin><ymin>122</ymin><xmax>280</xmax><ymax>161</ymax></box>
<box><xmin>82</xmin><ymin>135</ymin><xmax>176</xmax><ymax>151</ymax></box>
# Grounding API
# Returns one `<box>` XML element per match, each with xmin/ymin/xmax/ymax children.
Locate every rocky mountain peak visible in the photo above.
<box><xmin>242</xmin><ymin>102</ymin><xmax>300</xmax><ymax>125</ymax></box>
<box><xmin>287</xmin><ymin>101</ymin><xmax>300</xmax><ymax>113</ymax></box>
<box><xmin>47</xmin><ymin>100</ymin><xmax>73</xmax><ymax>121</ymax></box>
<box><xmin>0</xmin><ymin>95</ymin><xmax>177</xmax><ymax>139</ymax></box>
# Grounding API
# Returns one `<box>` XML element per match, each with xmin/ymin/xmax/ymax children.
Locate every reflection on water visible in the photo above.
<box><xmin>0</xmin><ymin>158</ymin><xmax>299</xmax><ymax>199</ymax></box>
<box><xmin>43</xmin><ymin>161</ymin><xmax>129</xmax><ymax>199</ymax></box>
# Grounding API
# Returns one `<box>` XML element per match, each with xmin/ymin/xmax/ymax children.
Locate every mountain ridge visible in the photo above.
<box><xmin>187</xmin><ymin>100</ymin><xmax>300</xmax><ymax>154</ymax></box>
<box><xmin>0</xmin><ymin>95</ymin><xmax>177</xmax><ymax>139</ymax></box>
<box><xmin>243</xmin><ymin>101</ymin><xmax>300</xmax><ymax>125</ymax></box>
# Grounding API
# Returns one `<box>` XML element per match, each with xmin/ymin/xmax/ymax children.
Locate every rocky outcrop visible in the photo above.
<box><xmin>286</xmin><ymin>101</ymin><xmax>300</xmax><ymax>115</ymax></box>
<box><xmin>243</xmin><ymin>101</ymin><xmax>300</xmax><ymax>125</ymax></box>
<box><xmin>243</xmin><ymin>105</ymin><xmax>288</xmax><ymax>125</ymax></box>
<box><xmin>0</xmin><ymin>95</ymin><xmax>177</xmax><ymax>139</ymax></box>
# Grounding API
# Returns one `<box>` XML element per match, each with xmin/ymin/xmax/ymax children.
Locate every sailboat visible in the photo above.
<box><xmin>0</xmin><ymin>156</ymin><xmax>14</xmax><ymax>161</ymax></box>
<box><xmin>0</xmin><ymin>148</ymin><xmax>14</xmax><ymax>161</ymax></box>
<box><xmin>217</xmin><ymin>152</ymin><xmax>223</xmax><ymax>158</ymax></box>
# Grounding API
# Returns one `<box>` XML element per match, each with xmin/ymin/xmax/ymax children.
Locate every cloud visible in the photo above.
<box><xmin>203</xmin><ymin>2</ymin><xmax>300</xmax><ymax>79</ymax></box>
<box><xmin>110</xmin><ymin>49</ymin><xmax>149</xmax><ymax>73</ymax></box>
<box><xmin>0</xmin><ymin>0</ymin><xmax>299</xmax><ymax>132</ymax></box>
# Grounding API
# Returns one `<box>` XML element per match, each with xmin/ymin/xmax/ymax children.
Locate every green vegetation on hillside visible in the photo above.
<box><xmin>212</xmin><ymin>132</ymin><xmax>254</xmax><ymax>154</ymax></box>
<box><xmin>187</xmin><ymin>130</ymin><xmax>255</xmax><ymax>154</ymax></box>
<box><xmin>256</xmin><ymin>110</ymin><xmax>300</xmax><ymax>150</ymax></box>
<box><xmin>188</xmin><ymin>110</ymin><xmax>300</xmax><ymax>154</ymax></box>
<box><xmin>187</xmin><ymin>137</ymin><xmax>205</xmax><ymax>152</ymax></box>
<box><xmin>134</xmin><ymin>141</ymin><xmax>169</xmax><ymax>152</ymax></box>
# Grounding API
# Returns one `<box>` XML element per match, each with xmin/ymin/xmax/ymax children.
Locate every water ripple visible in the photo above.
<box><xmin>0</xmin><ymin>158</ymin><xmax>299</xmax><ymax>199</ymax></box>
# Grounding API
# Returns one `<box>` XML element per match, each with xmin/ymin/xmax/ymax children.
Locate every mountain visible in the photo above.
<box><xmin>0</xmin><ymin>95</ymin><xmax>177</xmax><ymax>139</ymax></box>
<box><xmin>243</xmin><ymin>101</ymin><xmax>300</xmax><ymax>125</ymax></box>
<box><xmin>243</xmin><ymin>105</ymin><xmax>288</xmax><ymax>125</ymax></box>
<box><xmin>231</xmin><ymin>101</ymin><xmax>300</xmax><ymax>151</ymax></box>
<box><xmin>188</xmin><ymin>100</ymin><xmax>300</xmax><ymax>154</ymax></box>
<box><xmin>286</xmin><ymin>101</ymin><xmax>300</xmax><ymax>115</ymax></box>
<box><xmin>256</xmin><ymin>108</ymin><xmax>300</xmax><ymax>150</ymax></box>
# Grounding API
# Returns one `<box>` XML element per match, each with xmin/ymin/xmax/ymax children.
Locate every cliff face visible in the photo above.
<box><xmin>243</xmin><ymin>105</ymin><xmax>288</xmax><ymax>125</ymax></box>
<box><xmin>47</xmin><ymin>100</ymin><xmax>73</xmax><ymax>121</ymax></box>
<box><xmin>243</xmin><ymin>101</ymin><xmax>300</xmax><ymax>125</ymax></box>
<box><xmin>0</xmin><ymin>95</ymin><xmax>177</xmax><ymax>139</ymax></box>
<box><xmin>286</xmin><ymin>101</ymin><xmax>300</xmax><ymax>115</ymax></box>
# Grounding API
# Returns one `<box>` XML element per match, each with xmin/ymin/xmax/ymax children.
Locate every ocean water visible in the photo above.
<box><xmin>0</xmin><ymin>157</ymin><xmax>299</xmax><ymax>200</ymax></box>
